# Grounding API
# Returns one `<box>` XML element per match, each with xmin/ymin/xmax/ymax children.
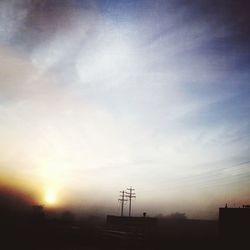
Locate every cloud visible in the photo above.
<box><xmin>0</xmin><ymin>0</ymin><xmax>29</xmax><ymax>43</ymax></box>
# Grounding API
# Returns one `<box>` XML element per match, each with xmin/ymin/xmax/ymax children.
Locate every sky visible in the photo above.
<box><xmin>0</xmin><ymin>0</ymin><xmax>250</xmax><ymax>219</ymax></box>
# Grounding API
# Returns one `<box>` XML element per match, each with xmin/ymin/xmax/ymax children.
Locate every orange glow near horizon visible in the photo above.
<box><xmin>0</xmin><ymin>170</ymin><xmax>63</xmax><ymax>208</ymax></box>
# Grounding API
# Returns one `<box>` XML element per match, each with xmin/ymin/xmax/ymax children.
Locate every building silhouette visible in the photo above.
<box><xmin>219</xmin><ymin>205</ymin><xmax>250</xmax><ymax>242</ymax></box>
<box><xmin>104</xmin><ymin>215</ymin><xmax>157</xmax><ymax>240</ymax></box>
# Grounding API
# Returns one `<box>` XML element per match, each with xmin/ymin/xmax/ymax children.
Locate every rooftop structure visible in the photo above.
<box><xmin>219</xmin><ymin>205</ymin><xmax>250</xmax><ymax>242</ymax></box>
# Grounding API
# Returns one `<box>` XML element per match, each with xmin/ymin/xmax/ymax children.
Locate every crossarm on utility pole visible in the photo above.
<box><xmin>125</xmin><ymin>187</ymin><xmax>136</xmax><ymax>217</ymax></box>
<box><xmin>118</xmin><ymin>190</ymin><xmax>128</xmax><ymax>216</ymax></box>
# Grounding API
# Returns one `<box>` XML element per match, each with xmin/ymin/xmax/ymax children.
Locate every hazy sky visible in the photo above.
<box><xmin>0</xmin><ymin>0</ymin><xmax>250</xmax><ymax>219</ymax></box>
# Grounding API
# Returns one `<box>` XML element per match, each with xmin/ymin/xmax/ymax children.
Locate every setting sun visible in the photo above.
<box><xmin>45</xmin><ymin>191</ymin><xmax>57</xmax><ymax>205</ymax></box>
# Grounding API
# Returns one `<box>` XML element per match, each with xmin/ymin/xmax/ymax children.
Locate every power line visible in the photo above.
<box><xmin>118</xmin><ymin>190</ymin><xmax>127</xmax><ymax>217</ymax></box>
<box><xmin>125</xmin><ymin>187</ymin><xmax>136</xmax><ymax>217</ymax></box>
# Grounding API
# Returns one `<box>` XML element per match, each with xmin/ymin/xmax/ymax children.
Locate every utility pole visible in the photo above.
<box><xmin>118</xmin><ymin>190</ymin><xmax>127</xmax><ymax>216</ymax></box>
<box><xmin>125</xmin><ymin>187</ymin><xmax>136</xmax><ymax>217</ymax></box>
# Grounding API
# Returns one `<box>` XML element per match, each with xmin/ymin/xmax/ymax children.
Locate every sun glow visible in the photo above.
<box><xmin>45</xmin><ymin>190</ymin><xmax>57</xmax><ymax>205</ymax></box>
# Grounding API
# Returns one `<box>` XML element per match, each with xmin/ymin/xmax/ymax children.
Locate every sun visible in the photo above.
<box><xmin>45</xmin><ymin>190</ymin><xmax>57</xmax><ymax>205</ymax></box>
